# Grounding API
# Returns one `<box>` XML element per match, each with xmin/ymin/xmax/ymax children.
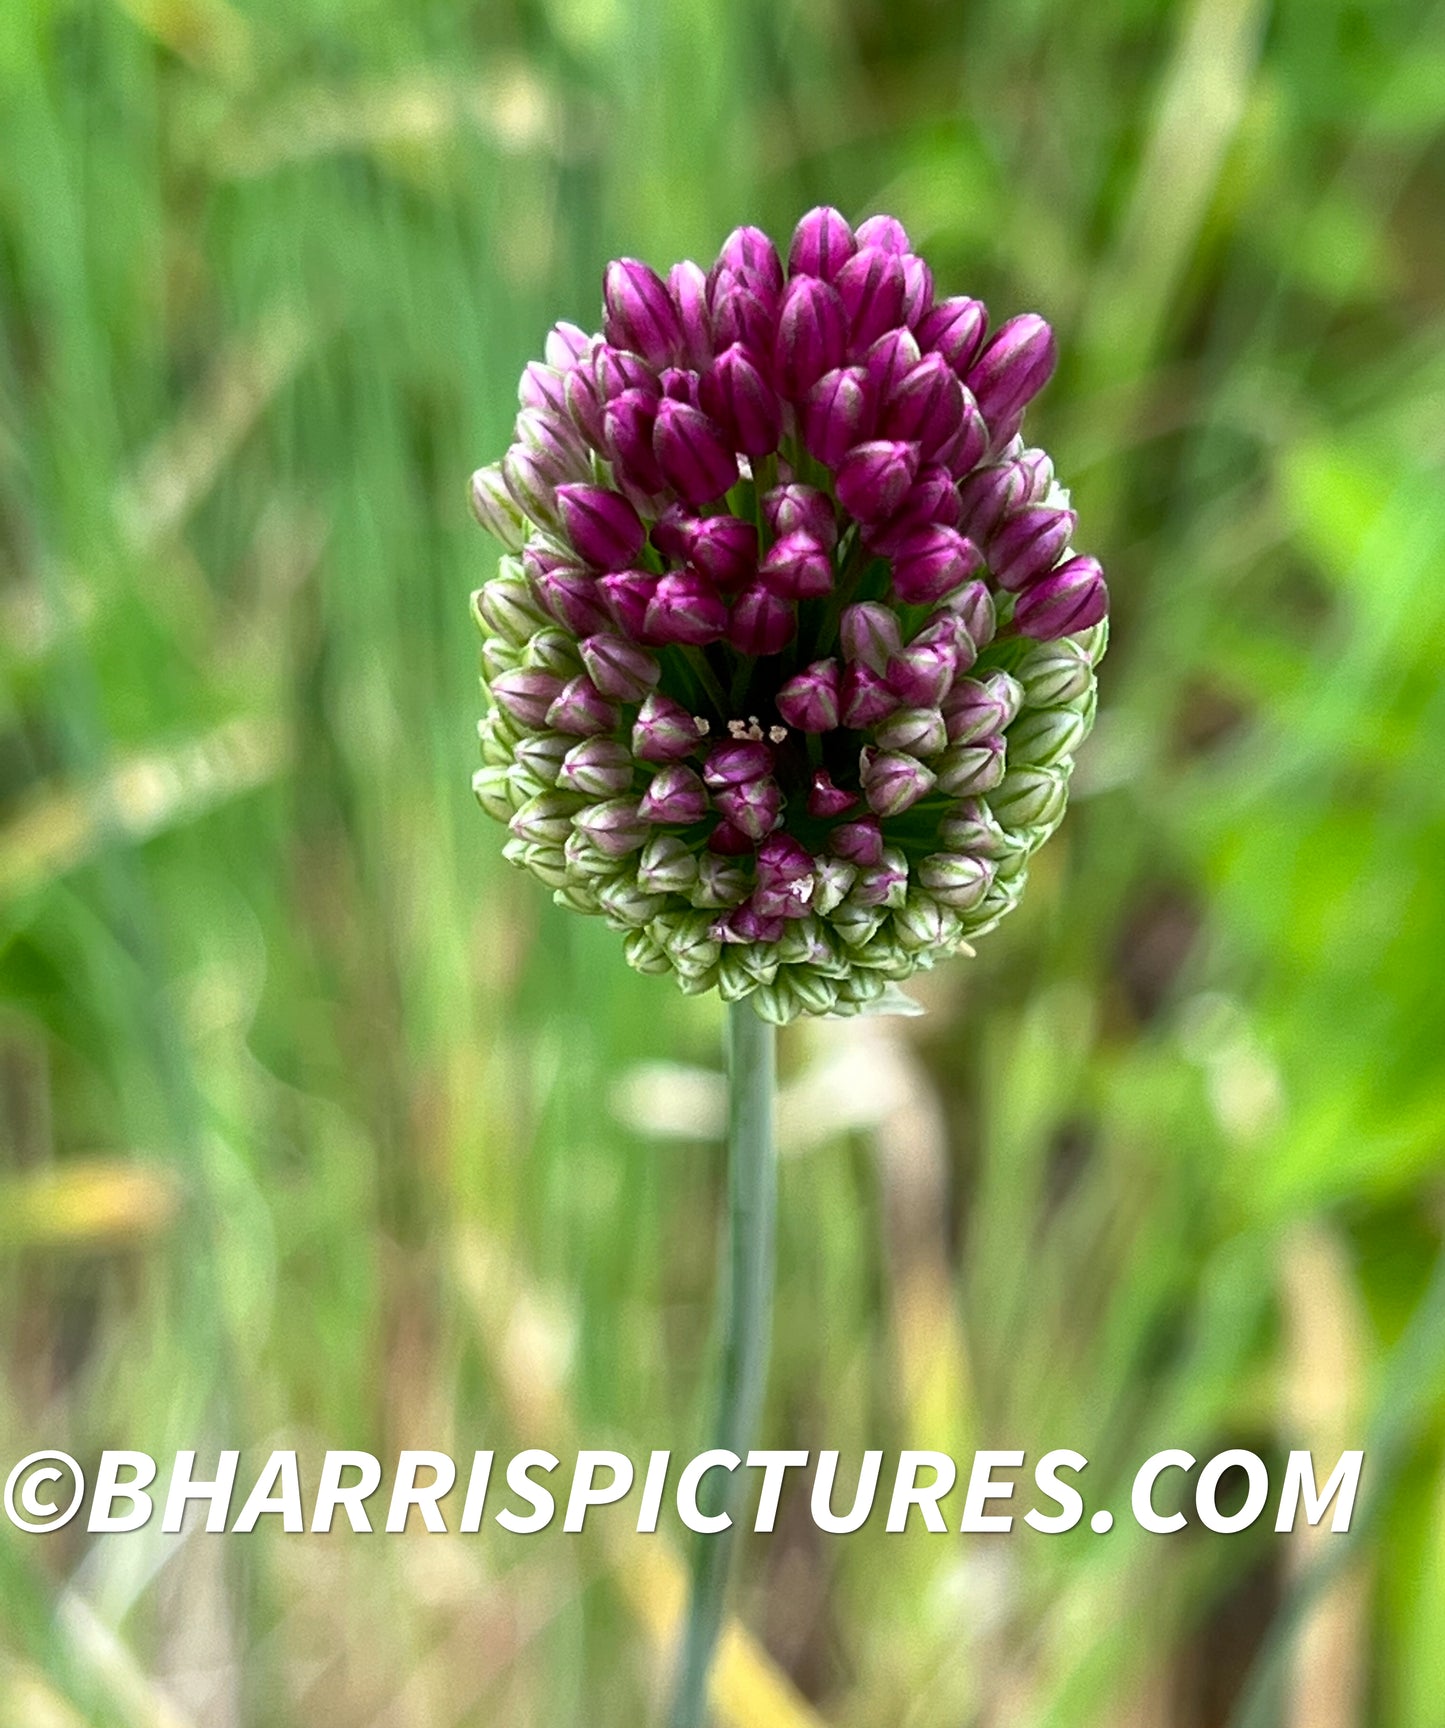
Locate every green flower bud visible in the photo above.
<box><xmin>472</xmin><ymin>765</ymin><xmax>515</xmax><ymax>822</ymax></box>
<box><xmin>598</xmin><ymin>875</ymin><xmax>669</xmax><ymax>927</ymax></box>
<box><xmin>810</xmin><ymin>858</ymin><xmax>858</xmax><ymax>916</ymax></box>
<box><xmin>510</xmin><ymin>790</ymin><xmax>582</xmax><ymax>847</ymax></box>
<box><xmin>991</xmin><ymin>764</ymin><xmax>1069</xmax><ymax>828</ymax></box>
<box><xmin>1007</xmin><ymin>706</ymin><xmax>1089</xmax><ymax>768</ymax></box>
<box><xmin>694</xmin><ymin>854</ymin><xmax>749</xmax><ymax>908</ymax></box>
<box><xmin>936</xmin><ymin>798</ymin><xmax>1011</xmax><ymax>859</ymax></box>
<box><xmin>832</xmin><ymin>901</ymin><xmax>886</xmax><ymax>949</ymax></box>
<box><xmin>782</xmin><ymin>968</ymin><xmax>839</xmax><ymax>1017</ymax></box>
<box><xmin>623</xmin><ymin>928</ymin><xmax>672</xmax><ymax>975</ymax></box>
<box><xmin>502</xmin><ymin>836</ymin><xmax>570</xmax><ymax>889</ymax></box>
<box><xmin>918</xmin><ymin>852</ymin><xmax>993</xmax><ymax>909</ymax></box>
<box><xmin>524</xmin><ymin>627</ymin><xmax>584</xmax><ymax>679</ymax></box>
<box><xmin>481</xmin><ymin>637</ymin><xmax>524</xmax><ymax>680</ymax></box>
<box><xmin>563</xmin><ymin>827</ymin><xmax>628</xmax><ymax>882</ymax></box>
<box><xmin>893</xmin><ymin>890</ymin><xmax>964</xmax><ymax>953</ymax></box>
<box><xmin>637</xmin><ymin>833</ymin><xmax>700</xmax><ymax>895</ymax></box>
<box><xmin>474</xmin><ymin>563</ymin><xmax>548</xmax><ymax>645</ymax></box>
<box><xmin>1014</xmin><ymin>637</ymin><xmax>1093</xmax><ymax>707</ymax></box>
<box><xmin>652</xmin><ymin>910</ymin><xmax>722</xmax><ymax>978</ymax></box>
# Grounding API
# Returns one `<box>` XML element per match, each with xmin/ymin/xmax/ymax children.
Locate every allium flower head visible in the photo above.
<box><xmin>469</xmin><ymin>209</ymin><xmax>1107</xmax><ymax>1023</ymax></box>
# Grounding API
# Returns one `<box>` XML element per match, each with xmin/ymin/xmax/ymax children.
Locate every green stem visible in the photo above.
<box><xmin>667</xmin><ymin>999</ymin><xmax>778</xmax><ymax>1728</ymax></box>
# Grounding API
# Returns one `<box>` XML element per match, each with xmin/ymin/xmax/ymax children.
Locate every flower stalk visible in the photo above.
<box><xmin>668</xmin><ymin>998</ymin><xmax>777</xmax><ymax>1728</ymax></box>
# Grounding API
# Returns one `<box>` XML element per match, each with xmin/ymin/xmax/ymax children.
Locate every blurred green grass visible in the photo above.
<box><xmin>2</xmin><ymin>0</ymin><xmax>1444</xmax><ymax>1723</ymax></box>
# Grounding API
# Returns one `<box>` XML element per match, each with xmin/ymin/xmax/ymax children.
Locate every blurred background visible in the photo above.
<box><xmin>3</xmin><ymin>0</ymin><xmax>1444</xmax><ymax>1723</ymax></box>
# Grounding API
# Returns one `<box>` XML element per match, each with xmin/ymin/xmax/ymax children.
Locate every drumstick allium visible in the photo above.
<box><xmin>467</xmin><ymin>209</ymin><xmax>1108</xmax><ymax>1725</ymax></box>
<box><xmin>470</xmin><ymin>211</ymin><xmax>1105</xmax><ymax>1021</ymax></box>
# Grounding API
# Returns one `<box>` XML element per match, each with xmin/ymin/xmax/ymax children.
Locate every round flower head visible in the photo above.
<box><xmin>469</xmin><ymin>209</ymin><xmax>1107</xmax><ymax>1023</ymax></box>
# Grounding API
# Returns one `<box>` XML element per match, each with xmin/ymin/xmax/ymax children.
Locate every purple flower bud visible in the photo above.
<box><xmin>659</xmin><ymin>367</ymin><xmax>701</xmax><ymax>404</ymax></box>
<box><xmin>807</xmin><ymin>770</ymin><xmax>858</xmax><ymax>818</ymax></box>
<box><xmin>840</xmin><ymin>602</ymin><xmax>902</xmax><ymax>673</ymax></box>
<box><xmin>573</xmin><ymin>796</ymin><xmax>649</xmax><ymax>857</ymax></box>
<box><xmin>937</xmin><ymin>799</ymin><xmax>1011</xmax><ymax>857</ymax></box>
<box><xmin>714</xmin><ymin>779</ymin><xmax>783</xmax><ymax>841</ymax></box>
<box><xmin>707</xmin><ymin>820</ymin><xmax>757</xmax><ymax>858</ymax></box>
<box><xmin>861</xmin><ymin>749</ymin><xmax>937</xmax><ymax>817</ymax></box>
<box><xmin>864</xmin><ymin>327</ymin><xmax>923</xmax><ymax>404</ymax></box>
<box><xmin>935</xmin><ymin>390</ymin><xmax>989</xmax><ymax>475</ymax></box>
<box><xmin>755</xmin><ymin>832</ymin><xmax>816</xmax><ymax>895</ymax></box>
<box><xmin>834</xmin><ymin>440</ymin><xmax>919</xmax><ymax>521</ymax></box>
<box><xmin>989</xmin><ymin>504</ymin><xmax>1077</xmax><ymax>591</ymax></box>
<box><xmin>855</xmin><ymin>214</ymin><xmax>911</xmax><ymax>254</ymax></box>
<box><xmin>469</xmin><ymin>466</ymin><xmax>528</xmax><ymax>550</ymax></box>
<box><xmin>917</xmin><ymin>297</ymin><xmax>988</xmax><ymax>375</ymax></box>
<box><xmin>941</xmin><ymin>677</ymin><xmax>1009</xmax><ymax>744</ymax></box>
<box><xmin>597</xmin><ymin>571</ymin><xmax>659</xmax><ymax>639</ymax></box>
<box><xmin>532</xmin><ymin>565</ymin><xmax>615</xmax><ymax>637</ymax></box>
<box><xmin>546</xmin><ymin>674</ymin><xmax>621</xmax><ymax>737</ymax></box>
<box><xmin>830</xmin><ymin>818</ymin><xmax>884</xmax><ymax>867</ymax></box>
<box><xmin>800</xmin><ymin>366</ymin><xmax>873</xmax><ymax>467</ymax></box>
<box><xmin>776</xmin><ymin>658</ymin><xmax>842</xmax><ymax>732</ymax></box>
<box><xmin>593</xmin><ymin>343</ymin><xmax>660</xmax><ymax>405</ymax></box>
<box><xmin>773</xmin><ymin>276</ymin><xmax>849</xmax><ymax>400</ymax></box>
<box><xmin>719</xmin><ymin>901</ymin><xmax>787</xmax><ymax>944</ymax></box>
<box><xmin>668</xmin><ymin>260</ymin><xmax>714</xmax><ymax>370</ymax></box>
<box><xmin>759</xmin><ymin>529</ymin><xmax>834</xmax><ymax>601</ymax></box>
<box><xmin>639</xmin><ymin>763</ymin><xmax>710</xmax><ymax>824</ymax></box>
<box><xmin>1014</xmin><ymin>448</ymin><xmax>1055</xmax><ymax>502</ymax></box>
<box><xmin>557</xmin><ymin>484</ymin><xmax>646</xmax><ymax>571</ymax></box>
<box><xmin>965</xmin><ymin>313</ymin><xmax>1057</xmax><ymax>429</ymax></box>
<box><xmin>934</xmin><ymin>734</ymin><xmax>1006</xmax><ymax>795</ymax></box>
<box><xmin>727</xmin><ymin>583</ymin><xmax>796</xmax><ymax>656</ymax></box>
<box><xmin>788</xmin><ymin>206</ymin><xmax>856</xmax><ymax>282</ymax></box>
<box><xmin>834</xmin><ymin>247</ymin><xmax>908</xmax><ymax>347</ymax></box>
<box><xmin>644</xmin><ymin>570</ymin><xmax>728</xmax><ymax>646</ymax></box>
<box><xmin>519</xmin><ymin>361</ymin><xmax>570</xmax><ymax>416</ymax></box>
<box><xmin>945</xmin><ymin>579</ymin><xmax>996</xmax><ymax>649</ymax></box>
<box><xmin>602</xmin><ymin>388</ymin><xmax>665</xmax><ymax>493</ymax></box>
<box><xmin>918</xmin><ymin>853</ymin><xmax>993</xmax><ymax>910</ymax></box>
<box><xmin>861</xmin><ymin>468</ymin><xmax>963</xmax><ymax>558</ymax></box>
<box><xmin>603</xmin><ymin>258</ymin><xmax>683</xmax><ymax>366</ymax></box>
<box><xmin>502</xmin><ymin>445</ymin><xmax>564</xmax><ymax>529</ymax></box>
<box><xmin>684</xmin><ymin>514</ymin><xmax>758</xmax><ymax>590</ymax></box>
<box><xmin>564</xmin><ymin>365</ymin><xmax>606</xmax><ymax>450</ymax></box>
<box><xmin>710</xmin><ymin>276</ymin><xmax>777</xmax><ymax>360</ymax></box>
<box><xmin>899</xmin><ymin>254</ymin><xmax>934</xmax><ymax>327</ymax></box>
<box><xmin>890</xmin><ymin>525</ymin><xmax>984</xmax><ymax>606</ymax></box>
<box><xmin>762</xmin><ymin>484</ymin><xmax>837</xmax><ymax>549</ymax></box>
<box><xmin>1013</xmin><ymin>556</ymin><xmax>1108</xmax><ymax>640</ymax></box>
<box><xmin>887</xmin><ymin>634</ymin><xmax>957</xmax><ymax>708</ymax></box>
<box><xmin>874</xmin><ymin>705</ymin><xmax>947</xmax><ymax>757</ymax></box>
<box><xmin>703</xmin><ymin>739</ymin><xmax>773</xmax><ymax>788</ymax></box>
<box><xmin>955</xmin><ymin>462</ymin><xmax>1032</xmax><ymax>541</ymax></box>
<box><xmin>579</xmin><ymin>633</ymin><xmax>660</xmax><ymax>701</ymax></box>
<box><xmin>882</xmin><ymin>353</ymin><xmax>966</xmax><ymax>458</ymax></box>
<box><xmin>545</xmin><ymin>322</ymin><xmax>591</xmax><ymax>368</ymax></box>
<box><xmin>491</xmin><ymin>668</ymin><xmax>564</xmax><ymax>729</ymax></box>
<box><xmin>515</xmin><ymin>405</ymin><xmax>588</xmax><ymax>470</ymax></box>
<box><xmin>652</xmin><ymin>400</ymin><xmax>739</xmax><ymax>505</ymax></box>
<box><xmin>718</xmin><ymin>226</ymin><xmax>784</xmax><ymax>299</ymax></box>
<box><xmin>633</xmin><ymin>691</ymin><xmax>702</xmax><ymax>762</ymax></box>
<box><xmin>559</xmin><ymin>737</ymin><xmax>635</xmax><ymax>798</ymax></box>
<box><xmin>650</xmin><ymin>504</ymin><xmax>693</xmax><ymax>560</ymax></box>
<box><xmin>840</xmin><ymin>661</ymin><xmax>897</xmax><ymax>727</ymax></box>
<box><xmin>699</xmin><ymin>343</ymin><xmax>783</xmax><ymax>459</ymax></box>
<box><xmin>851</xmin><ymin>849</ymin><xmax>909</xmax><ymax>908</ymax></box>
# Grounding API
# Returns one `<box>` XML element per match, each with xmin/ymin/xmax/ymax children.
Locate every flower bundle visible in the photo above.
<box><xmin>470</xmin><ymin>208</ymin><xmax>1106</xmax><ymax>1022</ymax></box>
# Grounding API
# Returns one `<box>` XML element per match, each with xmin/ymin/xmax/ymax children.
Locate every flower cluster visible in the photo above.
<box><xmin>469</xmin><ymin>209</ymin><xmax>1107</xmax><ymax>1022</ymax></box>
